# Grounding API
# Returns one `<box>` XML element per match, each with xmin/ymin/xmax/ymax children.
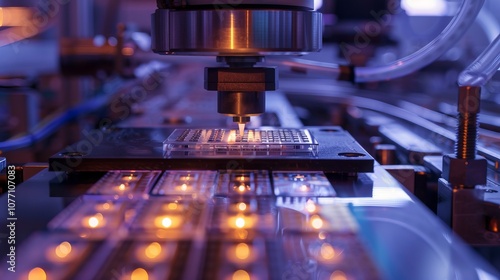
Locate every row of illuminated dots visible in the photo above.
<box><xmin>80</xmin><ymin>195</ymin><xmax>323</xmax><ymax>230</ymax></box>
<box><xmin>79</xmin><ymin>201</ymin><xmax>185</xmax><ymax>229</ymax></box>
<box><xmin>24</xmin><ymin>241</ymin><xmax>159</xmax><ymax>280</ymax></box>
<box><xmin>23</xmin><ymin>242</ymin><xmax>252</xmax><ymax>279</ymax></box>
<box><xmin>28</xmin><ymin>203</ymin><xmax>347</xmax><ymax>280</ymax></box>
<box><xmin>110</xmin><ymin>172</ymin><xmax>318</xmax><ymax>195</ymax></box>
<box><xmin>27</xmin><ymin>238</ymin><xmax>349</xmax><ymax>280</ymax></box>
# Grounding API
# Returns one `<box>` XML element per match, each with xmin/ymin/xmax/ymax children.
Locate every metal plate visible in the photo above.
<box><xmin>48</xmin><ymin>127</ymin><xmax>373</xmax><ymax>172</ymax></box>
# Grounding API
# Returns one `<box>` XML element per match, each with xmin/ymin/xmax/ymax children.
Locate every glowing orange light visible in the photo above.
<box><xmin>96</xmin><ymin>203</ymin><xmax>114</xmax><ymax>212</ymax></box>
<box><xmin>88</xmin><ymin>217</ymin><xmax>99</xmax><ymax>228</ymax></box>
<box><xmin>28</xmin><ymin>267</ymin><xmax>47</xmax><ymax>280</ymax></box>
<box><xmin>161</xmin><ymin>217</ymin><xmax>172</xmax><ymax>228</ymax></box>
<box><xmin>131</xmin><ymin>268</ymin><xmax>149</xmax><ymax>280</ymax></box>
<box><xmin>144</xmin><ymin>242</ymin><xmax>162</xmax><ymax>259</ymax></box>
<box><xmin>318</xmin><ymin>232</ymin><xmax>326</xmax><ymax>240</ymax></box>
<box><xmin>232</xmin><ymin>270</ymin><xmax>250</xmax><ymax>280</ymax></box>
<box><xmin>167</xmin><ymin>203</ymin><xmax>178</xmax><ymax>210</ymax></box>
<box><xmin>320</xmin><ymin>243</ymin><xmax>336</xmax><ymax>260</ymax></box>
<box><xmin>237</xmin><ymin>202</ymin><xmax>247</xmax><ymax>211</ymax></box>
<box><xmin>311</xmin><ymin>215</ymin><xmax>323</xmax><ymax>229</ymax></box>
<box><xmin>122</xmin><ymin>47</ymin><xmax>134</xmax><ymax>56</ymax></box>
<box><xmin>235</xmin><ymin>243</ymin><xmax>250</xmax><ymax>260</ymax></box>
<box><xmin>55</xmin><ymin>241</ymin><xmax>72</xmax><ymax>259</ymax></box>
<box><xmin>330</xmin><ymin>270</ymin><xmax>347</xmax><ymax>280</ymax></box>
<box><xmin>82</xmin><ymin>213</ymin><xmax>105</xmax><ymax>228</ymax></box>
<box><xmin>154</xmin><ymin>215</ymin><xmax>181</xmax><ymax>229</ymax></box>
<box><xmin>235</xmin><ymin>217</ymin><xmax>245</xmax><ymax>228</ymax></box>
<box><xmin>234</xmin><ymin>229</ymin><xmax>248</xmax><ymax>239</ymax></box>
<box><xmin>305</xmin><ymin>200</ymin><xmax>316</xmax><ymax>213</ymax></box>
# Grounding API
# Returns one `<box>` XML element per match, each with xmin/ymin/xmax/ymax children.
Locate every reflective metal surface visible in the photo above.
<box><xmin>158</xmin><ymin>0</ymin><xmax>315</xmax><ymax>9</ymax></box>
<box><xmin>2</xmin><ymin>167</ymin><xmax>499</xmax><ymax>279</ymax></box>
<box><xmin>151</xmin><ymin>9</ymin><xmax>322</xmax><ymax>55</ymax></box>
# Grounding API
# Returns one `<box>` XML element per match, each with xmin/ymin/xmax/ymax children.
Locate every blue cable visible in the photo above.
<box><xmin>0</xmin><ymin>78</ymin><xmax>122</xmax><ymax>152</ymax></box>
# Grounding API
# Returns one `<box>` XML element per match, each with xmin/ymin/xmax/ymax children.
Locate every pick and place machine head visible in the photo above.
<box><xmin>151</xmin><ymin>0</ymin><xmax>322</xmax><ymax>132</ymax></box>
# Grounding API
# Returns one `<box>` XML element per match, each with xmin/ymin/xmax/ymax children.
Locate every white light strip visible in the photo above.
<box><xmin>402</xmin><ymin>0</ymin><xmax>448</xmax><ymax>16</ymax></box>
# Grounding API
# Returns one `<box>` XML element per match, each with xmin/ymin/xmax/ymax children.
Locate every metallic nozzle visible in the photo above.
<box><xmin>233</xmin><ymin>116</ymin><xmax>251</xmax><ymax>124</ymax></box>
<box><xmin>218</xmin><ymin>91</ymin><xmax>264</xmax><ymax>135</ymax></box>
<box><xmin>217</xmin><ymin>91</ymin><xmax>265</xmax><ymax>117</ymax></box>
<box><xmin>233</xmin><ymin>116</ymin><xmax>250</xmax><ymax>136</ymax></box>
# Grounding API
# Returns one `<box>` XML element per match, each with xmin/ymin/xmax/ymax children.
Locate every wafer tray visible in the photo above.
<box><xmin>49</xmin><ymin>126</ymin><xmax>373</xmax><ymax>172</ymax></box>
<box><xmin>164</xmin><ymin>128</ymin><xmax>318</xmax><ymax>155</ymax></box>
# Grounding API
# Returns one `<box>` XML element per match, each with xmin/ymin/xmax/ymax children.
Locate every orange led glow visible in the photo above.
<box><xmin>144</xmin><ymin>242</ymin><xmax>162</xmax><ymax>259</ymax></box>
<box><xmin>318</xmin><ymin>232</ymin><xmax>327</xmax><ymax>240</ymax></box>
<box><xmin>311</xmin><ymin>215</ymin><xmax>323</xmax><ymax>229</ymax></box>
<box><xmin>330</xmin><ymin>271</ymin><xmax>347</xmax><ymax>280</ymax></box>
<box><xmin>162</xmin><ymin>217</ymin><xmax>172</xmax><ymax>227</ymax></box>
<box><xmin>237</xmin><ymin>202</ymin><xmax>247</xmax><ymax>211</ymax></box>
<box><xmin>235</xmin><ymin>217</ymin><xmax>245</xmax><ymax>228</ymax></box>
<box><xmin>320</xmin><ymin>243</ymin><xmax>336</xmax><ymax>260</ymax></box>
<box><xmin>89</xmin><ymin>217</ymin><xmax>99</xmax><ymax>228</ymax></box>
<box><xmin>28</xmin><ymin>267</ymin><xmax>47</xmax><ymax>280</ymax></box>
<box><xmin>235</xmin><ymin>243</ymin><xmax>250</xmax><ymax>260</ymax></box>
<box><xmin>82</xmin><ymin>213</ymin><xmax>105</xmax><ymax>228</ymax></box>
<box><xmin>55</xmin><ymin>241</ymin><xmax>72</xmax><ymax>259</ymax></box>
<box><xmin>131</xmin><ymin>268</ymin><xmax>149</xmax><ymax>280</ymax></box>
<box><xmin>95</xmin><ymin>202</ymin><xmax>114</xmax><ymax>212</ymax></box>
<box><xmin>167</xmin><ymin>203</ymin><xmax>178</xmax><ymax>210</ymax></box>
<box><xmin>232</xmin><ymin>270</ymin><xmax>250</xmax><ymax>280</ymax></box>
<box><xmin>229</xmin><ymin>215</ymin><xmax>255</xmax><ymax>230</ymax></box>
<box><xmin>154</xmin><ymin>215</ymin><xmax>181</xmax><ymax>229</ymax></box>
<box><xmin>234</xmin><ymin>229</ymin><xmax>248</xmax><ymax>239</ymax></box>
<box><xmin>101</xmin><ymin>203</ymin><xmax>110</xmax><ymax>210</ymax></box>
<box><xmin>305</xmin><ymin>200</ymin><xmax>317</xmax><ymax>213</ymax></box>
<box><xmin>122</xmin><ymin>47</ymin><xmax>134</xmax><ymax>56</ymax></box>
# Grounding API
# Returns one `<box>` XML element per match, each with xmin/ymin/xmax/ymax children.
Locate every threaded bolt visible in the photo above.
<box><xmin>455</xmin><ymin>86</ymin><xmax>481</xmax><ymax>160</ymax></box>
<box><xmin>456</xmin><ymin>112</ymin><xmax>478</xmax><ymax>159</ymax></box>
